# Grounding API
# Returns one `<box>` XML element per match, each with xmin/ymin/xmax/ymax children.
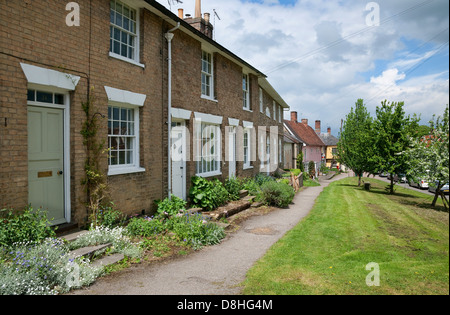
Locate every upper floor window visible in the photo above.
<box><xmin>201</xmin><ymin>51</ymin><xmax>213</xmax><ymax>98</ymax></box>
<box><xmin>259</xmin><ymin>88</ymin><xmax>263</xmax><ymax>113</ymax></box>
<box><xmin>243</xmin><ymin>74</ymin><xmax>250</xmax><ymax>110</ymax></box>
<box><xmin>110</xmin><ymin>0</ymin><xmax>139</xmax><ymax>63</ymax></box>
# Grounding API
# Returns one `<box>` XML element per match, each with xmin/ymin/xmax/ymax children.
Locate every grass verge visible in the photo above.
<box><xmin>241</xmin><ymin>177</ymin><xmax>449</xmax><ymax>295</ymax></box>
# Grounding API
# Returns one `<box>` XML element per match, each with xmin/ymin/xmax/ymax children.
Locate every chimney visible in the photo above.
<box><xmin>178</xmin><ymin>8</ymin><xmax>184</xmax><ymax>19</ymax></box>
<box><xmin>184</xmin><ymin>0</ymin><xmax>214</xmax><ymax>39</ymax></box>
<box><xmin>327</xmin><ymin>127</ymin><xmax>331</xmax><ymax>135</ymax></box>
<box><xmin>291</xmin><ymin>111</ymin><xmax>298</xmax><ymax>123</ymax></box>
<box><xmin>195</xmin><ymin>0</ymin><xmax>202</xmax><ymax>18</ymax></box>
<box><xmin>315</xmin><ymin>120</ymin><xmax>321</xmax><ymax>134</ymax></box>
<box><xmin>301</xmin><ymin>119</ymin><xmax>308</xmax><ymax>125</ymax></box>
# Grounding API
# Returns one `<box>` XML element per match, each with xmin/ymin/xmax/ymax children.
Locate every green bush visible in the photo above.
<box><xmin>242</xmin><ymin>178</ymin><xmax>261</xmax><ymax>196</ymax></box>
<box><xmin>258</xmin><ymin>181</ymin><xmax>295</xmax><ymax>208</ymax></box>
<box><xmin>127</xmin><ymin>216</ymin><xmax>166</xmax><ymax>237</ymax></box>
<box><xmin>0</xmin><ymin>207</ymin><xmax>55</xmax><ymax>248</ymax></box>
<box><xmin>224</xmin><ymin>177</ymin><xmax>243</xmax><ymax>201</ymax></box>
<box><xmin>96</xmin><ymin>203</ymin><xmax>126</xmax><ymax>228</ymax></box>
<box><xmin>189</xmin><ymin>176</ymin><xmax>230</xmax><ymax>211</ymax></box>
<box><xmin>168</xmin><ymin>213</ymin><xmax>226</xmax><ymax>250</ymax></box>
<box><xmin>156</xmin><ymin>195</ymin><xmax>187</xmax><ymax>218</ymax></box>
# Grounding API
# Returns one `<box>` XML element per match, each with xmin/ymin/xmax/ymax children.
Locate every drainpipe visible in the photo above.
<box><xmin>165</xmin><ymin>22</ymin><xmax>180</xmax><ymax>200</ymax></box>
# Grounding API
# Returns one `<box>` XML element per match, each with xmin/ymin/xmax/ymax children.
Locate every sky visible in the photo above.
<box><xmin>158</xmin><ymin>0</ymin><xmax>449</xmax><ymax>136</ymax></box>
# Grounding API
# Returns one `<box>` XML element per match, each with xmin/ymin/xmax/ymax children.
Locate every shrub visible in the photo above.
<box><xmin>156</xmin><ymin>195</ymin><xmax>187</xmax><ymax>218</ymax></box>
<box><xmin>242</xmin><ymin>178</ymin><xmax>261</xmax><ymax>196</ymax></box>
<box><xmin>127</xmin><ymin>216</ymin><xmax>166</xmax><ymax>238</ymax></box>
<box><xmin>308</xmin><ymin>161</ymin><xmax>316</xmax><ymax>178</ymax></box>
<box><xmin>189</xmin><ymin>176</ymin><xmax>230</xmax><ymax>211</ymax></box>
<box><xmin>254</xmin><ymin>173</ymin><xmax>275</xmax><ymax>186</ymax></box>
<box><xmin>0</xmin><ymin>238</ymin><xmax>103</xmax><ymax>295</ymax></box>
<box><xmin>96</xmin><ymin>203</ymin><xmax>126</xmax><ymax>228</ymax></box>
<box><xmin>0</xmin><ymin>207</ymin><xmax>55</xmax><ymax>248</ymax></box>
<box><xmin>224</xmin><ymin>177</ymin><xmax>243</xmax><ymax>201</ymax></box>
<box><xmin>168</xmin><ymin>213</ymin><xmax>226</xmax><ymax>250</ymax></box>
<box><xmin>258</xmin><ymin>181</ymin><xmax>295</xmax><ymax>208</ymax></box>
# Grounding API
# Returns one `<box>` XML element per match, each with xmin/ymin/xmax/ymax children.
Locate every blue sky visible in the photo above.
<box><xmin>160</xmin><ymin>0</ymin><xmax>449</xmax><ymax>135</ymax></box>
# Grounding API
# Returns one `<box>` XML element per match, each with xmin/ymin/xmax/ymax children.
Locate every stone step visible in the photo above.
<box><xmin>239</xmin><ymin>190</ymin><xmax>249</xmax><ymax>199</ymax></box>
<box><xmin>60</xmin><ymin>230</ymin><xmax>89</xmax><ymax>243</ymax></box>
<box><xmin>69</xmin><ymin>243</ymin><xmax>112</xmax><ymax>260</ymax></box>
<box><xmin>242</xmin><ymin>195</ymin><xmax>256</xmax><ymax>202</ymax></box>
<box><xmin>92</xmin><ymin>253</ymin><xmax>125</xmax><ymax>268</ymax></box>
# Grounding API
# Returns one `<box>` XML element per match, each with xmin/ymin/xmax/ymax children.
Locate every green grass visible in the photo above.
<box><xmin>241</xmin><ymin>177</ymin><xmax>449</xmax><ymax>295</ymax></box>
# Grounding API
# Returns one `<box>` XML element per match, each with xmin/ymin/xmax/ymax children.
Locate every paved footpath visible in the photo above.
<box><xmin>71</xmin><ymin>172</ymin><xmax>347</xmax><ymax>295</ymax></box>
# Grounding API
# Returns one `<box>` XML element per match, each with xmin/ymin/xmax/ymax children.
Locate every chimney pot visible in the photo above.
<box><xmin>178</xmin><ymin>8</ymin><xmax>184</xmax><ymax>19</ymax></box>
<box><xmin>301</xmin><ymin>119</ymin><xmax>308</xmax><ymax>125</ymax></box>
<box><xmin>204</xmin><ymin>12</ymin><xmax>210</xmax><ymax>24</ymax></box>
<box><xmin>291</xmin><ymin>112</ymin><xmax>298</xmax><ymax>123</ymax></box>
<box><xmin>327</xmin><ymin>127</ymin><xmax>331</xmax><ymax>135</ymax></box>
<box><xmin>315</xmin><ymin>120</ymin><xmax>321</xmax><ymax>134</ymax></box>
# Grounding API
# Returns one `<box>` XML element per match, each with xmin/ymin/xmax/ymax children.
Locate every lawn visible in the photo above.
<box><xmin>241</xmin><ymin>177</ymin><xmax>449</xmax><ymax>295</ymax></box>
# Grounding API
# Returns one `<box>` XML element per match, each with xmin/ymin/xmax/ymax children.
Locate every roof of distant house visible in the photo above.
<box><xmin>284</xmin><ymin>120</ymin><xmax>325</xmax><ymax>147</ymax></box>
<box><xmin>319</xmin><ymin>132</ymin><xmax>339</xmax><ymax>146</ymax></box>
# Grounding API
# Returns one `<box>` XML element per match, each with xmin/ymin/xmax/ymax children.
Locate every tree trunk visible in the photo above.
<box><xmin>431</xmin><ymin>183</ymin><xmax>443</xmax><ymax>207</ymax></box>
<box><xmin>390</xmin><ymin>175</ymin><xmax>394</xmax><ymax>194</ymax></box>
<box><xmin>358</xmin><ymin>174</ymin><xmax>362</xmax><ymax>186</ymax></box>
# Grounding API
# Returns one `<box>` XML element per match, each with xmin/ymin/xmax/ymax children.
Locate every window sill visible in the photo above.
<box><xmin>108</xmin><ymin>166</ymin><xmax>146</xmax><ymax>176</ymax></box>
<box><xmin>201</xmin><ymin>95</ymin><xmax>218</xmax><ymax>103</ymax></box>
<box><xmin>243</xmin><ymin>165</ymin><xmax>253</xmax><ymax>170</ymax></box>
<box><xmin>196</xmin><ymin>171</ymin><xmax>222</xmax><ymax>178</ymax></box>
<box><xmin>243</xmin><ymin>108</ymin><xmax>253</xmax><ymax>113</ymax></box>
<box><xmin>109</xmin><ymin>52</ymin><xmax>145</xmax><ymax>69</ymax></box>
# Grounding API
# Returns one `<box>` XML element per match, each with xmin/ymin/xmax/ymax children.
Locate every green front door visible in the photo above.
<box><xmin>28</xmin><ymin>106</ymin><xmax>65</xmax><ymax>225</ymax></box>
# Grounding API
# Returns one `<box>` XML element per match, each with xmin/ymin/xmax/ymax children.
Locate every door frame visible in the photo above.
<box><xmin>171</xmin><ymin>119</ymin><xmax>187</xmax><ymax>200</ymax></box>
<box><xmin>27</xmin><ymin>85</ymin><xmax>71</xmax><ymax>224</ymax></box>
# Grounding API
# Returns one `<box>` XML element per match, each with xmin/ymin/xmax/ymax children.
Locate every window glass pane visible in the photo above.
<box><xmin>113</xmin><ymin>107</ymin><xmax>120</xmax><ymax>120</ymax></box>
<box><xmin>27</xmin><ymin>90</ymin><xmax>35</xmax><ymax>101</ymax></box>
<box><xmin>36</xmin><ymin>91</ymin><xmax>53</xmax><ymax>103</ymax></box>
<box><xmin>121</xmin><ymin>44</ymin><xmax>127</xmax><ymax>57</ymax></box>
<box><xmin>113</xmin><ymin>121</ymin><xmax>120</xmax><ymax>135</ymax></box>
<box><xmin>55</xmin><ymin>94</ymin><xmax>64</xmax><ymax>105</ymax></box>
<box><xmin>110</xmin><ymin>151</ymin><xmax>118</xmax><ymax>165</ymax></box>
<box><xmin>119</xmin><ymin>151</ymin><xmax>126</xmax><ymax>165</ymax></box>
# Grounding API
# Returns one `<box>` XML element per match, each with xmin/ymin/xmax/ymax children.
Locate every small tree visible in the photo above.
<box><xmin>405</xmin><ymin>105</ymin><xmax>449</xmax><ymax>209</ymax></box>
<box><xmin>373</xmin><ymin>100</ymin><xmax>419</xmax><ymax>194</ymax></box>
<box><xmin>337</xmin><ymin>99</ymin><xmax>377</xmax><ymax>186</ymax></box>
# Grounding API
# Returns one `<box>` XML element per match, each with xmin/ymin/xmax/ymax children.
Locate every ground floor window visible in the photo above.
<box><xmin>195</xmin><ymin>123</ymin><xmax>221</xmax><ymax>176</ymax></box>
<box><xmin>108</xmin><ymin>105</ymin><xmax>138</xmax><ymax>169</ymax></box>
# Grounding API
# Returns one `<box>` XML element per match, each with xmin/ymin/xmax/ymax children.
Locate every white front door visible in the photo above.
<box><xmin>28</xmin><ymin>106</ymin><xmax>66</xmax><ymax>225</ymax></box>
<box><xmin>171</xmin><ymin>121</ymin><xmax>186</xmax><ymax>200</ymax></box>
<box><xmin>228</xmin><ymin>126</ymin><xmax>236</xmax><ymax>178</ymax></box>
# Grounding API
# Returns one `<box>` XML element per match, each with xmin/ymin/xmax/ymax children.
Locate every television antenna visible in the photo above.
<box><xmin>167</xmin><ymin>0</ymin><xmax>183</xmax><ymax>10</ymax></box>
<box><xmin>213</xmin><ymin>9</ymin><xmax>221</xmax><ymax>40</ymax></box>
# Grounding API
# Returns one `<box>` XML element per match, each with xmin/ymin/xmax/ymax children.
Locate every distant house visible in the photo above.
<box><xmin>283</xmin><ymin>131</ymin><xmax>303</xmax><ymax>170</ymax></box>
<box><xmin>317</xmin><ymin>126</ymin><xmax>340</xmax><ymax>169</ymax></box>
<box><xmin>284</xmin><ymin>112</ymin><xmax>325</xmax><ymax>173</ymax></box>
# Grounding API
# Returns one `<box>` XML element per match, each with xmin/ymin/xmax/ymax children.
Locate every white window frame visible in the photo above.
<box><xmin>107</xmin><ymin>104</ymin><xmax>144</xmax><ymax>176</ymax></box>
<box><xmin>278</xmin><ymin>105</ymin><xmax>282</xmax><ymax>123</ymax></box>
<box><xmin>109</xmin><ymin>0</ymin><xmax>144</xmax><ymax>68</ymax></box>
<box><xmin>201</xmin><ymin>50</ymin><xmax>214</xmax><ymax>100</ymax></box>
<box><xmin>195</xmin><ymin>122</ymin><xmax>222</xmax><ymax>177</ymax></box>
<box><xmin>243</xmin><ymin>73</ymin><xmax>251</xmax><ymax>111</ymax></box>
<box><xmin>273</xmin><ymin>101</ymin><xmax>277</xmax><ymax>121</ymax></box>
<box><xmin>105</xmin><ymin>86</ymin><xmax>146</xmax><ymax>176</ymax></box>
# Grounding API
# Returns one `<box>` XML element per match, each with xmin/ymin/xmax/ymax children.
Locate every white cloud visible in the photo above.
<box><xmin>156</xmin><ymin>0</ymin><xmax>449</xmax><ymax>134</ymax></box>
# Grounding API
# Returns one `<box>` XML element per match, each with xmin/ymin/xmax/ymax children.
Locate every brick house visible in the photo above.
<box><xmin>0</xmin><ymin>0</ymin><xmax>289</xmax><ymax>227</ymax></box>
<box><xmin>284</xmin><ymin>112</ymin><xmax>325</xmax><ymax>174</ymax></box>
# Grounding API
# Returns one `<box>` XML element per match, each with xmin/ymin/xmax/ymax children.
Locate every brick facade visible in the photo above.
<box><xmin>0</xmin><ymin>0</ymin><xmax>288</xmax><ymax>226</ymax></box>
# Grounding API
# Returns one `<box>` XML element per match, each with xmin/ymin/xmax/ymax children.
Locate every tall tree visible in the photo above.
<box><xmin>405</xmin><ymin>105</ymin><xmax>449</xmax><ymax>209</ymax></box>
<box><xmin>373</xmin><ymin>100</ymin><xmax>419</xmax><ymax>194</ymax></box>
<box><xmin>337</xmin><ymin>99</ymin><xmax>376</xmax><ymax>186</ymax></box>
